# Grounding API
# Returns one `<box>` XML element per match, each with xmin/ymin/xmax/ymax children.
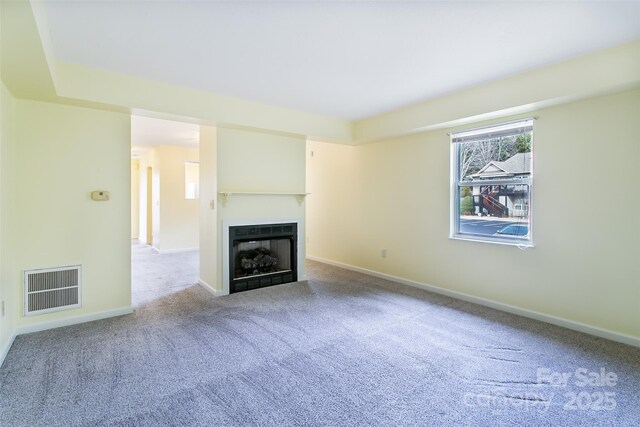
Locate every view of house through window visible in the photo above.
<box><xmin>185</xmin><ymin>161</ymin><xmax>200</xmax><ymax>199</ymax></box>
<box><xmin>451</xmin><ymin>119</ymin><xmax>533</xmax><ymax>245</ymax></box>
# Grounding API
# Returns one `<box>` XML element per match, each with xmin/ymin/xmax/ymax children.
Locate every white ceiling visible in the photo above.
<box><xmin>42</xmin><ymin>1</ymin><xmax>640</xmax><ymax>120</ymax></box>
<box><xmin>130</xmin><ymin>116</ymin><xmax>199</xmax><ymax>152</ymax></box>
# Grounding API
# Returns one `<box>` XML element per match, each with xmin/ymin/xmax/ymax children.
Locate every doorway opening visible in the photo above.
<box><xmin>130</xmin><ymin>115</ymin><xmax>201</xmax><ymax>307</ymax></box>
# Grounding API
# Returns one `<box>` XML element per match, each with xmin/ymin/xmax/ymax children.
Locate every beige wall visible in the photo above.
<box><xmin>137</xmin><ymin>155</ymin><xmax>150</xmax><ymax>245</ymax></box>
<box><xmin>306</xmin><ymin>141</ymin><xmax>358</xmax><ymax>261</ymax></box>
<box><xmin>156</xmin><ymin>145</ymin><xmax>199</xmax><ymax>251</ymax></box>
<box><xmin>216</xmin><ymin>127</ymin><xmax>306</xmax><ymax>290</ymax></box>
<box><xmin>10</xmin><ymin>99</ymin><xmax>131</xmax><ymax>329</ymax></box>
<box><xmin>0</xmin><ymin>82</ymin><xmax>17</xmax><ymax>357</ymax></box>
<box><xmin>136</xmin><ymin>148</ymin><xmax>161</xmax><ymax>248</ymax></box>
<box><xmin>130</xmin><ymin>159</ymin><xmax>140</xmax><ymax>239</ymax></box>
<box><xmin>150</xmin><ymin>149</ymin><xmax>161</xmax><ymax>248</ymax></box>
<box><xmin>307</xmin><ymin>89</ymin><xmax>640</xmax><ymax>340</ymax></box>
<box><xmin>199</xmin><ymin>126</ymin><xmax>217</xmax><ymax>289</ymax></box>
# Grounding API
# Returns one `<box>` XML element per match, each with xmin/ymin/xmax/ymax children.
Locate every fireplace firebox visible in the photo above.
<box><xmin>229</xmin><ymin>223</ymin><xmax>297</xmax><ymax>293</ymax></box>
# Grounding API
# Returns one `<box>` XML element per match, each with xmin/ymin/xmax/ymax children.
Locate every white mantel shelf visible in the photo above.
<box><xmin>218</xmin><ymin>191</ymin><xmax>310</xmax><ymax>206</ymax></box>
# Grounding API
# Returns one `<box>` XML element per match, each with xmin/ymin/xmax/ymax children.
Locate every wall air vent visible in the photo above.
<box><xmin>24</xmin><ymin>265</ymin><xmax>82</xmax><ymax>316</ymax></box>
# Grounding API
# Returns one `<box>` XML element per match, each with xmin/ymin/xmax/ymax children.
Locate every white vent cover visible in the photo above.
<box><xmin>24</xmin><ymin>265</ymin><xmax>82</xmax><ymax>316</ymax></box>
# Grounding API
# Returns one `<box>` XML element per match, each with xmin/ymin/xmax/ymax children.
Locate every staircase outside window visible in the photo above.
<box><xmin>450</xmin><ymin>119</ymin><xmax>534</xmax><ymax>246</ymax></box>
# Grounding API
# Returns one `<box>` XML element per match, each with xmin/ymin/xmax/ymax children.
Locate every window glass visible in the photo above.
<box><xmin>185</xmin><ymin>162</ymin><xmax>199</xmax><ymax>199</ymax></box>
<box><xmin>451</xmin><ymin>119</ymin><xmax>533</xmax><ymax>245</ymax></box>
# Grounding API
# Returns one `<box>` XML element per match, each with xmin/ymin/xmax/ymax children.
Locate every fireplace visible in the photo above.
<box><xmin>228</xmin><ymin>222</ymin><xmax>297</xmax><ymax>293</ymax></box>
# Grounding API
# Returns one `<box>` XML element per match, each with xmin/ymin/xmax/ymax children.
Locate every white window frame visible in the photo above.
<box><xmin>449</xmin><ymin>118</ymin><xmax>534</xmax><ymax>247</ymax></box>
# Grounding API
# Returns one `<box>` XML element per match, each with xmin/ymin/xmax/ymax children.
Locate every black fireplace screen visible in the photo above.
<box><xmin>229</xmin><ymin>223</ymin><xmax>297</xmax><ymax>293</ymax></box>
<box><xmin>234</xmin><ymin>238</ymin><xmax>291</xmax><ymax>279</ymax></box>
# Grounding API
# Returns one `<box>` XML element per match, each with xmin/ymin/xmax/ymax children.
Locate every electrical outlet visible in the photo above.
<box><xmin>381</xmin><ymin>249</ymin><xmax>387</xmax><ymax>258</ymax></box>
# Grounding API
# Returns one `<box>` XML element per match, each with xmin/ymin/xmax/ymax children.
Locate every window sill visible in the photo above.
<box><xmin>449</xmin><ymin>234</ymin><xmax>535</xmax><ymax>249</ymax></box>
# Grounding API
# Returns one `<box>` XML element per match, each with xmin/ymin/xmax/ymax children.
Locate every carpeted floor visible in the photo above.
<box><xmin>1</xmin><ymin>246</ymin><xmax>639</xmax><ymax>426</ymax></box>
<box><xmin>130</xmin><ymin>243</ymin><xmax>199</xmax><ymax>308</ymax></box>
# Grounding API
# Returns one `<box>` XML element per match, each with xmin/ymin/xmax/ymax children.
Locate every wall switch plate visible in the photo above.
<box><xmin>381</xmin><ymin>249</ymin><xmax>387</xmax><ymax>258</ymax></box>
<box><xmin>1</xmin><ymin>300</ymin><xmax>4</xmax><ymax>317</ymax></box>
<box><xmin>91</xmin><ymin>190</ymin><xmax>110</xmax><ymax>201</ymax></box>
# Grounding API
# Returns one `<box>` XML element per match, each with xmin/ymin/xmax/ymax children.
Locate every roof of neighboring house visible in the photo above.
<box><xmin>471</xmin><ymin>152</ymin><xmax>532</xmax><ymax>179</ymax></box>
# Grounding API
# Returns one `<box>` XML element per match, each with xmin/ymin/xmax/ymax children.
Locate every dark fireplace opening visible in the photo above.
<box><xmin>229</xmin><ymin>223</ymin><xmax>297</xmax><ymax>293</ymax></box>
<box><xmin>234</xmin><ymin>238</ymin><xmax>291</xmax><ymax>279</ymax></box>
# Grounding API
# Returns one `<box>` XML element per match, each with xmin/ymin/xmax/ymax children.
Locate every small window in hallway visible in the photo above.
<box><xmin>185</xmin><ymin>161</ymin><xmax>200</xmax><ymax>199</ymax></box>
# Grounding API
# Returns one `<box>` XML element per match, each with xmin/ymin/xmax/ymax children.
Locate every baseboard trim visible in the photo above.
<box><xmin>307</xmin><ymin>255</ymin><xmax>640</xmax><ymax>348</ymax></box>
<box><xmin>0</xmin><ymin>331</ymin><xmax>17</xmax><ymax>368</ymax></box>
<box><xmin>16</xmin><ymin>306</ymin><xmax>134</xmax><ymax>336</ymax></box>
<box><xmin>198</xmin><ymin>280</ymin><xmax>228</xmax><ymax>297</ymax></box>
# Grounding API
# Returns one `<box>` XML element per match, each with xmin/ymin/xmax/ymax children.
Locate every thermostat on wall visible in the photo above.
<box><xmin>91</xmin><ymin>190</ymin><xmax>110</xmax><ymax>201</ymax></box>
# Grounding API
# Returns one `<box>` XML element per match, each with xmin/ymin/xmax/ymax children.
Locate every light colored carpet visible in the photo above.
<box><xmin>131</xmin><ymin>242</ymin><xmax>199</xmax><ymax>308</ymax></box>
<box><xmin>1</xmin><ymin>247</ymin><xmax>638</xmax><ymax>426</ymax></box>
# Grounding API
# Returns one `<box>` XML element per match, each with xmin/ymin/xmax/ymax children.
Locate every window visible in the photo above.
<box><xmin>450</xmin><ymin>119</ymin><xmax>534</xmax><ymax>246</ymax></box>
<box><xmin>185</xmin><ymin>161</ymin><xmax>200</xmax><ymax>199</ymax></box>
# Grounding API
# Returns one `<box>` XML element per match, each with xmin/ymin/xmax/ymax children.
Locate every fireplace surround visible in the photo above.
<box><xmin>228</xmin><ymin>222</ymin><xmax>298</xmax><ymax>293</ymax></box>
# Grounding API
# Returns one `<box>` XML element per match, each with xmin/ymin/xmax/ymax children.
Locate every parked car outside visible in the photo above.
<box><xmin>493</xmin><ymin>223</ymin><xmax>529</xmax><ymax>239</ymax></box>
